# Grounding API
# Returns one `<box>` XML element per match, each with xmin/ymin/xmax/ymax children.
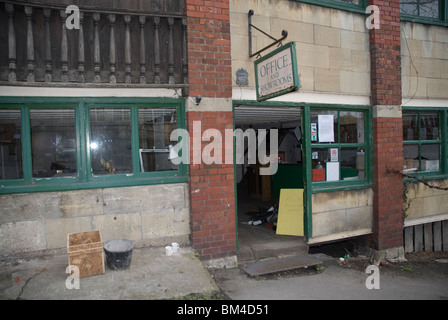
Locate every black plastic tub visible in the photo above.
<box><xmin>103</xmin><ymin>239</ymin><xmax>134</xmax><ymax>270</ymax></box>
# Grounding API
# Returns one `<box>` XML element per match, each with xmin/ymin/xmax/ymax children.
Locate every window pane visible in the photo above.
<box><xmin>404</xmin><ymin>144</ymin><xmax>420</xmax><ymax>171</ymax></box>
<box><xmin>403</xmin><ymin>113</ymin><xmax>418</xmax><ymax>141</ymax></box>
<box><xmin>0</xmin><ymin>109</ymin><xmax>23</xmax><ymax>180</ymax></box>
<box><xmin>31</xmin><ymin>109</ymin><xmax>76</xmax><ymax>177</ymax></box>
<box><xmin>420</xmin><ymin>113</ymin><xmax>439</xmax><ymax>140</ymax></box>
<box><xmin>311</xmin><ymin>111</ymin><xmax>338</xmax><ymax>144</ymax></box>
<box><xmin>138</xmin><ymin>108</ymin><xmax>178</xmax><ymax>172</ymax></box>
<box><xmin>421</xmin><ymin>144</ymin><xmax>440</xmax><ymax>171</ymax></box>
<box><xmin>90</xmin><ymin>108</ymin><xmax>132</xmax><ymax>175</ymax></box>
<box><xmin>341</xmin><ymin>148</ymin><xmax>365</xmax><ymax>180</ymax></box>
<box><xmin>340</xmin><ymin>111</ymin><xmax>364</xmax><ymax>144</ymax></box>
<box><xmin>400</xmin><ymin>0</ymin><xmax>439</xmax><ymax>17</ymax></box>
<box><xmin>400</xmin><ymin>0</ymin><xmax>419</xmax><ymax>15</ymax></box>
<box><xmin>420</xmin><ymin>0</ymin><xmax>439</xmax><ymax>18</ymax></box>
<box><xmin>336</xmin><ymin>0</ymin><xmax>360</xmax><ymax>5</ymax></box>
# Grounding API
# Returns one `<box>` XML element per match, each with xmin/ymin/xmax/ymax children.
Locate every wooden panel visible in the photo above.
<box><xmin>433</xmin><ymin>221</ymin><xmax>442</xmax><ymax>252</ymax></box>
<box><xmin>404</xmin><ymin>226</ymin><xmax>414</xmax><ymax>253</ymax></box>
<box><xmin>424</xmin><ymin>223</ymin><xmax>433</xmax><ymax>252</ymax></box>
<box><xmin>414</xmin><ymin>224</ymin><xmax>424</xmax><ymax>252</ymax></box>
<box><xmin>443</xmin><ymin>221</ymin><xmax>448</xmax><ymax>252</ymax></box>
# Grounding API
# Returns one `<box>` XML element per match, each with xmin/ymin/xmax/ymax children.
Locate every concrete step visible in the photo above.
<box><xmin>237</xmin><ymin>238</ymin><xmax>309</xmax><ymax>264</ymax></box>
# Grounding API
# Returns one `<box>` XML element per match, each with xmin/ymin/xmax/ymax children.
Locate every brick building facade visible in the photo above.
<box><xmin>0</xmin><ymin>0</ymin><xmax>447</xmax><ymax>265</ymax></box>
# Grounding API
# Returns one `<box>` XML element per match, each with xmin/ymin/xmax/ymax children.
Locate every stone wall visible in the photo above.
<box><xmin>401</xmin><ymin>22</ymin><xmax>448</xmax><ymax>100</ymax></box>
<box><xmin>230</xmin><ymin>0</ymin><xmax>370</xmax><ymax>96</ymax></box>
<box><xmin>310</xmin><ymin>189</ymin><xmax>373</xmax><ymax>243</ymax></box>
<box><xmin>0</xmin><ymin>183</ymin><xmax>190</xmax><ymax>255</ymax></box>
<box><xmin>405</xmin><ymin>179</ymin><xmax>448</xmax><ymax>223</ymax></box>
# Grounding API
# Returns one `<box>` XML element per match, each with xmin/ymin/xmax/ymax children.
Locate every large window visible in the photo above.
<box><xmin>400</xmin><ymin>0</ymin><xmax>440</xmax><ymax>19</ymax></box>
<box><xmin>310</xmin><ymin>108</ymin><xmax>370</xmax><ymax>186</ymax></box>
<box><xmin>0</xmin><ymin>109</ymin><xmax>23</xmax><ymax>180</ymax></box>
<box><xmin>90</xmin><ymin>108</ymin><xmax>132</xmax><ymax>175</ymax></box>
<box><xmin>31</xmin><ymin>109</ymin><xmax>76</xmax><ymax>178</ymax></box>
<box><xmin>403</xmin><ymin>110</ymin><xmax>442</xmax><ymax>174</ymax></box>
<box><xmin>0</xmin><ymin>98</ymin><xmax>186</xmax><ymax>194</ymax></box>
<box><xmin>138</xmin><ymin>108</ymin><xmax>178</xmax><ymax>173</ymax></box>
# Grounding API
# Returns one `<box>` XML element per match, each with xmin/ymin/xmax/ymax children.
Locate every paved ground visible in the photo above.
<box><xmin>1</xmin><ymin>243</ymin><xmax>447</xmax><ymax>301</ymax></box>
<box><xmin>0</xmin><ymin>246</ymin><xmax>219</xmax><ymax>300</ymax></box>
<box><xmin>211</xmin><ymin>251</ymin><xmax>448</xmax><ymax>300</ymax></box>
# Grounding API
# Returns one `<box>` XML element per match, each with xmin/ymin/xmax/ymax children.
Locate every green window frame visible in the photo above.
<box><xmin>306</xmin><ymin>105</ymin><xmax>373</xmax><ymax>193</ymax></box>
<box><xmin>402</xmin><ymin>107</ymin><xmax>448</xmax><ymax>180</ymax></box>
<box><xmin>291</xmin><ymin>0</ymin><xmax>448</xmax><ymax>26</ymax></box>
<box><xmin>292</xmin><ymin>0</ymin><xmax>368</xmax><ymax>14</ymax></box>
<box><xmin>0</xmin><ymin>97</ymin><xmax>187</xmax><ymax>195</ymax></box>
<box><xmin>400</xmin><ymin>0</ymin><xmax>448</xmax><ymax>25</ymax></box>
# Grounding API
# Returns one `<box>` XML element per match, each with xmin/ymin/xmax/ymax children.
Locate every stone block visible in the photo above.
<box><xmin>0</xmin><ymin>221</ymin><xmax>46</xmax><ymax>254</ymax></box>
<box><xmin>329</xmin><ymin>47</ymin><xmax>352</xmax><ymax>70</ymax></box>
<box><xmin>59</xmin><ymin>189</ymin><xmax>103</xmax><ymax>218</ymax></box>
<box><xmin>340</xmin><ymin>30</ymin><xmax>369</xmax><ymax>51</ymax></box>
<box><xmin>402</xmin><ymin>76</ymin><xmax>427</xmax><ymax>99</ymax></box>
<box><xmin>141</xmin><ymin>208</ymin><xmax>190</xmax><ymax>241</ymax></box>
<box><xmin>271</xmin><ymin>19</ymin><xmax>314</xmax><ymax>44</ymax></box>
<box><xmin>427</xmin><ymin>78</ymin><xmax>448</xmax><ymax>99</ymax></box>
<box><xmin>302</xmin><ymin>4</ymin><xmax>331</xmax><ymax>26</ymax></box>
<box><xmin>314</xmin><ymin>25</ymin><xmax>341</xmax><ymax>48</ymax></box>
<box><xmin>314</xmin><ymin>68</ymin><xmax>340</xmax><ymax>93</ymax></box>
<box><xmin>92</xmin><ymin>213</ymin><xmax>142</xmax><ymax>242</ymax></box>
<box><xmin>340</xmin><ymin>71</ymin><xmax>370</xmax><ymax>95</ymax></box>
<box><xmin>102</xmin><ymin>184</ymin><xmax>187</xmax><ymax>215</ymax></box>
<box><xmin>46</xmin><ymin>217</ymin><xmax>92</xmax><ymax>249</ymax></box>
<box><xmin>330</xmin><ymin>9</ymin><xmax>354</xmax><ymax>30</ymax></box>
<box><xmin>297</xmin><ymin>65</ymin><xmax>314</xmax><ymax>91</ymax></box>
<box><xmin>0</xmin><ymin>193</ymin><xmax>60</xmax><ymax>224</ymax></box>
<box><xmin>296</xmin><ymin>42</ymin><xmax>329</xmax><ymax>69</ymax></box>
<box><xmin>313</xmin><ymin>209</ymin><xmax>346</xmax><ymax>236</ymax></box>
<box><xmin>351</xmin><ymin>50</ymin><xmax>370</xmax><ymax>72</ymax></box>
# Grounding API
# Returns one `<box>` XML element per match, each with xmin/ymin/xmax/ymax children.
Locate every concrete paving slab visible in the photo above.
<box><xmin>0</xmin><ymin>246</ymin><xmax>219</xmax><ymax>300</ymax></box>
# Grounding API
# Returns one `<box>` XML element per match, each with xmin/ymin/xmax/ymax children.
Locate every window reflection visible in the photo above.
<box><xmin>0</xmin><ymin>109</ymin><xmax>23</xmax><ymax>180</ymax></box>
<box><xmin>90</xmin><ymin>108</ymin><xmax>132</xmax><ymax>175</ymax></box>
<box><xmin>139</xmin><ymin>108</ymin><xmax>178</xmax><ymax>172</ymax></box>
<box><xmin>31</xmin><ymin>109</ymin><xmax>76</xmax><ymax>177</ymax></box>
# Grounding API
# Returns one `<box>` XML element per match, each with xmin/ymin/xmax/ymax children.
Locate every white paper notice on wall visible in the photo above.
<box><xmin>326</xmin><ymin>161</ymin><xmax>339</xmax><ymax>181</ymax></box>
<box><xmin>318</xmin><ymin>115</ymin><xmax>334</xmax><ymax>143</ymax></box>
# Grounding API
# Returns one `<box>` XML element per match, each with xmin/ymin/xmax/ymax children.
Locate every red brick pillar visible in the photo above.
<box><xmin>185</xmin><ymin>0</ymin><xmax>236</xmax><ymax>265</ymax></box>
<box><xmin>369</xmin><ymin>0</ymin><xmax>404</xmax><ymax>254</ymax></box>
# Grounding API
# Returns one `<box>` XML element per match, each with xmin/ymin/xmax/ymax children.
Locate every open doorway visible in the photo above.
<box><xmin>234</xmin><ymin>104</ymin><xmax>308</xmax><ymax>262</ymax></box>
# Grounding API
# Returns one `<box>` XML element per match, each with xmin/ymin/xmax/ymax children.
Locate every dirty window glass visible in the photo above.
<box><xmin>31</xmin><ymin>109</ymin><xmax>76</xmax><ymax>178</ymax></box>
<box><xmin>403</xmin><ymin>111</ymin><xmax>441</xmax><ymax>173</ymax></box>
<box><xmin>0</xmin><ymin>109</ymin><xmax>23</xmax><ymax>180</ymax></box>
<box><xmin>138</xmin><ymin>108</ymin><xmax>178</xmax><ymax>172</ymax></box>
<box><xmin>400</xmin><ymin>0</ymin><xmax>440</xmax><ymax>19</ymax></box>
<box><xmin>90</xmin><ymin>108</ymin><xmax>132</xmax><ymax>175</ymax></box>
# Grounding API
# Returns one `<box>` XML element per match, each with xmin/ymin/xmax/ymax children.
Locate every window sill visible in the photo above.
<box><xmin>401</xmin><ymin>14</ymin><xmax>448</xmax><ymax>27</ymax></box>
<box><xmin>0</xmin><ymin>175</ymin><xmax>188</xmax><ymax>195</ymax></box>
<box><xmin>312</xmin><ymin>180</ymin><xmax>372</xmax><ymax>193</ymax></box>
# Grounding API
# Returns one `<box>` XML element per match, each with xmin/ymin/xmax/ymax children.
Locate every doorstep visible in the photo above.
<box><xmin>237</xmin><ymin>239</ymin><xmax>309</xmax><ymax>264</ymax></box>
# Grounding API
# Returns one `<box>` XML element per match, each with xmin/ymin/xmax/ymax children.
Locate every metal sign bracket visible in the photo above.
<box><xmin>248</xmin><ymin>10</ymin><xmax>288</xmax><ymax>58</ymax></box>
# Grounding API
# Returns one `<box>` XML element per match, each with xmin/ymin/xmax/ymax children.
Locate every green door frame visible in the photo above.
<box><xmin>232</xmin><ymin>100</ymin><xmax>311</xmax><ymax>249</ymax></box>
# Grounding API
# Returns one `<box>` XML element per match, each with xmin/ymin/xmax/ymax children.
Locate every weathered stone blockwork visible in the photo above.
<box><xmin>0</xmin><ymin>184</ymin><xmax>190</xmax><ymax>255</ymax></box>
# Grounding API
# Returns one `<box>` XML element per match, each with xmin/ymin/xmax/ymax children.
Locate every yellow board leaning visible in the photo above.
<box><xmin>276</xmin><ymin>189</ymin><xmax>304</xmax><ymax>237</ymax></box>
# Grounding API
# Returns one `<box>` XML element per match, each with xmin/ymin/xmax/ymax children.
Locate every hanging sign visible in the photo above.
<box><xmin>255</xmin><ymin>42</ymin><xmax>300</xmax><ymax>102</ymax></box>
